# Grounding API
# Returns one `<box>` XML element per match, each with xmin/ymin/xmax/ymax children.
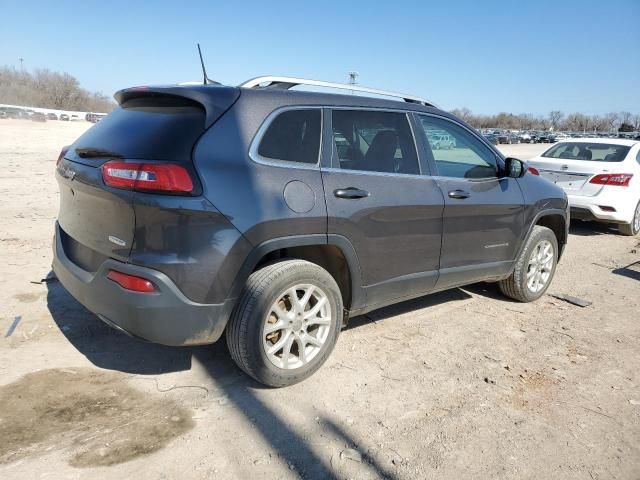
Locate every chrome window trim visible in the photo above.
<box><xmin>328</xmin><ymin>107</ymin><xmax>422</xmax><ymax>176</ymax></box>
<box><xmin>322</xmin><ymin>167</ymin><xmax>425</xmax><ymax>179</ymax></box>
<box><xmin>415</xmin><ymin>112</ymin><xmax>502</xmax><ymax>180</ymax></box>
<box><xmin>248</xmin><ymin>106</ymin><xmax>323</xmax><ymax>170</ymax></box>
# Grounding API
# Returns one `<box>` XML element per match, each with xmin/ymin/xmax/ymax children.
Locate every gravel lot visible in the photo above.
<box><xmin>1</xmin><ymin>120</ymin><xmax>639</xmax><ymax>480</ymax></box>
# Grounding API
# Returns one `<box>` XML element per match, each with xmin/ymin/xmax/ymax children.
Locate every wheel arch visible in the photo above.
<box><xmin>227</xmin><ymin>234</ymin><xmax>365</xmax><ymax>316</ymax></box>
<box><xmin>518</xmin><ymin>209</ymin><xmax>568</xmax><ymax>262</ymax></box>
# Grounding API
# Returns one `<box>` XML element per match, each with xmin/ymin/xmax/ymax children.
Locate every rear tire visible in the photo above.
<box><xmin>618</xmin><ymin>200</ymin><xmax>640</xmax><ymax>236</ymax></box>
<box><xmin>499</xmin><ymin>226</ymin><xmax>558</xmax><ymax>302</ymax></box>
<box><xmin>226</xmin><ymin>259</ymin><xmax>343</xmax><ymax>387</ymax></box>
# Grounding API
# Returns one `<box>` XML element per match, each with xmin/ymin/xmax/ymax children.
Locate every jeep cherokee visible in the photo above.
<box><xmin>53</xmin><ymin>76</ymin><xmax>569</xmax><ymax>387</ymax></box>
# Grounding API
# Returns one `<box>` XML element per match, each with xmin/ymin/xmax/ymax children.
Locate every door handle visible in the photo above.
<box><xmin>334</xmin><ymin>187</ymin><xmax>370</xmax><ymax>199</ymax></box>
<box><xmin>448</xmin><ymin>189</ymin><xmax>470</xmax><ymax>199</ymax></box>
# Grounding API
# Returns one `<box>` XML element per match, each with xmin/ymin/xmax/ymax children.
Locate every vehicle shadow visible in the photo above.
<box><xmin>47</xmin><ymin>278</ymin><xmax>344</xmax><ymax>478</ymax></box>
<box><xmin>345</xmin><ymin>287</ymin><xmax>473</xmax><ymax>330</ymax></box>
<box><xmin>613</xmin><ymin>261</ymin><xmax>640</xmax><ymax>282</ymax></box>
<box><xmin>46</xmin><ymin>278</ymin><xmax>195</xmax><ymax>375</ymax></box>
<box><xmin>569</xmin><ymin>219</ymin><xmax>618</xmax><ymax>236</ymax></box>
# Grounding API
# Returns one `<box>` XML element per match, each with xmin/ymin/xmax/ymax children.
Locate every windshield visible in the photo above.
<box><xmin>542</xmin><ymin>142</ymin><xmax>631</xmax><ymax>162</ymax></box>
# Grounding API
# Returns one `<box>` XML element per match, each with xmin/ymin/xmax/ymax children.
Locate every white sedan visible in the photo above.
<box><xmin>528</xmin><ymin>138</ymin><xmax>640</xmax><ymax>236</ymax></box>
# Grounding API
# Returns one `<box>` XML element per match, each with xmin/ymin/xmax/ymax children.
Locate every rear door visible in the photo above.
<box><xmin>321</xmin><ymin>108</ymin><xmax>444</xmax><ymax>308</ymax></box>
<box><xmin>415</xmin><ymin>114</ymin><xmax>525</xmax><ymax>289</ymax></box>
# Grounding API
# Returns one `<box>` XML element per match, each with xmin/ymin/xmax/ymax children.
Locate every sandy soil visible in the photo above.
<box><xmin>0</xmin><ymin>119</ymin><xmax>639</xmax><ymax>479</ymax></box>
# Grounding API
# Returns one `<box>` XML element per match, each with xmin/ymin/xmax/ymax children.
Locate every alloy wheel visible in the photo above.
<box><xmin>262</xmin><ymin>284</ymin><xmax>332</xmax><ymax>369</ymax></box>
<box><xmin>526</xmin><ymin>240</ymin><xmax>554</xmax><ymax>293</ymax></box>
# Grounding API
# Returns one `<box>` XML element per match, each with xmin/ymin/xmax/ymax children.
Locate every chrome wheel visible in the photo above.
<box><xmin>262</xmin><ymin>284</ymin><xmax>332</xmax><ymax>370</ymax></box>
<box><xmin>634</xmin><ymin>202</ymin><xmax>640</xmax><ymax>233</ymax></box>
<box><xmin>526</xmin><ymin>240</ymin><xmax>554</xmax><ymax>293</ymax></box>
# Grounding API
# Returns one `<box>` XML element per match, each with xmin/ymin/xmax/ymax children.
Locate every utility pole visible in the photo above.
<box><xmin>348</xmin><ymin>71</ymin><xmax>358</xmax><ymax>94</ymax></box>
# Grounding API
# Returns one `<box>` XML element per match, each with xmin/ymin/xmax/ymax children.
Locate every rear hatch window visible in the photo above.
<box><xmin>67</xmin><ymin>96</ymin><xmax>206</xmax><ymax>165</ymax></box>
<box><xmin>57</xmin><ymin>95</ymin><xmax>207</xmax><ymax>262</ymax></box>
<box><xmin>542</xmin><ymin>143</ymin><xmax>631</xmax><ymax>162</ymax></box>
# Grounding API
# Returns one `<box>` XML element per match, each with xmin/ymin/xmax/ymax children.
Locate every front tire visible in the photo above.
<box><xmin>226</xmin><ymin>259</ymin><xmax>343</xmax><ymax>387</ymax></box>
<box><xmin>618</xmin><ymin>200</ymin><xmax>640</xmax><ymax>236</ymax></box>
<box><xmin>499</xmin><ymin>226</ymin><xmax>558</xmax><ymax>302</ymax></box>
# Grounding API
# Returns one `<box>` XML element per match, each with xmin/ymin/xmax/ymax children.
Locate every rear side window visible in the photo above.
<box><xmin>71</xmin><ymin>96</ymin><xmax>205</xmax><ymax>161</ymax></box>
<box><xmin>542</xmin><ymin>142</ymin><xmax>631</xmax><ymax>162</ymax></box>
<box><xmin>257</xmin><ymin>109</ymin><xmax>321</xmax><ymax>164</ymax></box>
<box><xmin>331</xmin><ymin>110</ymin><xmax>419</xmax><ymax>175</ymax></box>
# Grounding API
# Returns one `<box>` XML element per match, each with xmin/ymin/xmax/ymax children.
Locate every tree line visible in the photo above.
<box><xmin>0</xmin><ymin>66</ymin><xmax>114</xmax><ymax>112</ymax></box>
<box><xmin>450</xmin><ymin>108</ymin><xmax>640</xmax><ymax>132</ymax></box>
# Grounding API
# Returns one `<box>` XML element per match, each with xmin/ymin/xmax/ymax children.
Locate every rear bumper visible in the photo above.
<box><xmin>567</xmin><ymin>193</ymin><xmax>634</xmax><ymax>224</ymax></box>
<box><xmin>52</xmin><ymin>223</ymin><xmax>233</xmax><ymax>346</ymax></box>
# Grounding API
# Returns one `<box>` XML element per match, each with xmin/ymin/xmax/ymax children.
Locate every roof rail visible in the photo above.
<box><xmin>239</xmin><ymin>76</ymin><xmax>436</xmax><ymax>107</ymax></box>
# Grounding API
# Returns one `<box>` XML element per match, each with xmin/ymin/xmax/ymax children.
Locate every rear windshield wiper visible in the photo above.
<box><xmin>75</xmin><ymin>147</ymin><xmax>124</xmax><ymax>159</ymax></box>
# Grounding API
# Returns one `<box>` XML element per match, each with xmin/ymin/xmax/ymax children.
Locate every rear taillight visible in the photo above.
<box><xmin>57</xmin><ymin>145</ymin><xmax>70</xmax><ymax>166</ymax></box>
<box><xmin>101</xmin><ymin>161</ymin><xmax>194</xmax><ymax>193</ymax></box>
<box><xmin>589</xmin><ymin>173</ymin><xmax>633</xmax><ymax>187</ymax></box>
<box><xmin>107</xmin><ymin>270</ymin><xmax>156</xmax><ymax>293</ymax></box>
<box><xmin>528</xmin><ymin>166</ymin><xmax>540</xmax><ymax>176</ymax></box>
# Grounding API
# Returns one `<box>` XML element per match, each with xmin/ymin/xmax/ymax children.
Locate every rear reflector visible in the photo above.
<box><xmin>107</xmin><ymin>270</ymin><xmax>156</xmax><ymax>293</ymax></box>
<box><xmin>598</xmin><ymin>206</ymin><xmax>616</xmax><ymax>212</ymax></box>
<box><xmin>57</xmin><ymin>145</ymin><xmax>70</xmax><ymax>166</ymax></box>
<box><xmin>589</xmin><ymin>173</ymin><xmax>633</xmax><ymax>187</ymax></box>
<box><xmin>528</xmin><ymin>166</ymin><xmax>540</xmax><ymax>176</ymax></box>
<box><xmin>102</xmin><ymin>161</ymin><xmax>193</xmax><ymax>193</ymax></box>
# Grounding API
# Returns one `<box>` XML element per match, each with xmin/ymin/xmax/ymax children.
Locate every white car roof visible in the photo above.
<box><xmin>556</xmin><ymin>138</ymin><xmax>638</xmax><ymax>147</ymax></box>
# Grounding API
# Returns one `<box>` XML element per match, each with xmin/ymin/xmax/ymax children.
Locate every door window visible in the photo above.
<box><xmin>331</xmin><ymin>110</ymin><xmax>419</xmax><ymax>175</ymax></box>
<box><xmin>418</xmin><ymin>115</ymin><xmax>498</xmax><ymax>179</ymax></box>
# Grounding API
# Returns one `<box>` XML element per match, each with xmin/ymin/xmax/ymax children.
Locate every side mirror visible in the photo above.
<box><xmin>504</xmin><ymin>157</ymin><xmax>526</xmax><ymax>178</ymax></box>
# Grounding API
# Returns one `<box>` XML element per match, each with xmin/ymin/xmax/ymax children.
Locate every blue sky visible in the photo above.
<box><xmin>2</xmin><ymin>0</ymin><xmax>639</xmax><ymax>115</ymax></box>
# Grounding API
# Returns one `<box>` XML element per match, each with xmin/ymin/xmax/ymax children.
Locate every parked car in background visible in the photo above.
<box><xmin>2</xmin><ymin>107</ymin><xmax>21</xmax><ymax>119</ymax></box>
<box><xmin>60</xmin><ymin>114</ymin><xmax>69</xmax><ymax>121</ymax></box>
<box><xmin>483</xmin><ymin>133</ymin><xmax>500</xmax><ymax>145</ymax></box>
<box><xmin>518</xmin><ymin>132</ymin><xmax>534</xmax><ymax>143</ymax></box>
<box><xmin>87</xmin><ymin>112</ymin><xmax>107</xmax><ymax>123</ymax></box>
<box><xmin>47</xmin><ymin>113</ymin><xmax>58</xmax><ymax>120</ymax></box>
<box><xmin>70</xmin><ymin>114</ymin><xmax>79</xmax><ymax>121</ymax></box>
<box><xmin>496</xmin><ymin>132</ymin><xmax>520</xmax><ymax>144</ymax></box>
<box><xmin>529</xmin><ymin>138</ymin><xmax>640</xmax><ymax>235</ymax></box>
<box><xmin>428</xmin><ymin>132</ymin><xmax>456</xmax><ymax>149</ymax></box>
<box><xmin>537</xmin><ymin>133</ymin><xmax>556</xmax><ymax>144</ymax></box>
<box><xmin>53</xmin><ymin>76</ymin><xmax>569</xmax><ymax>387</ymax></box>
<box><xmin>31</xmin><ymin>112</ymin><xmax>46</xmax><ymax>122</ymax></box>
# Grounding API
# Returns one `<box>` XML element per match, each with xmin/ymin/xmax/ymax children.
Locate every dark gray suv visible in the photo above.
<box><xmin>53</xmin><ymin>76</ymin><xmax>568</xmax><ymax>386</ymax></box>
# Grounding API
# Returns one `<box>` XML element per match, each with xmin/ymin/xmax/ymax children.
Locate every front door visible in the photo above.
<box><xmin>415</xmin><ymin>114</ymin><xmax>525</xmax><ymax>289</ymax></box>
<box><xmin>321</xmin><ymin>108</ymin><xmax>444</xmax><ymax>309</ymax></box>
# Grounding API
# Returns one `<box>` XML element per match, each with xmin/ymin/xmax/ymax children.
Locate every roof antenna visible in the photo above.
<box><xmin>197</xmin><ymin>44</ymin><xmax>220</xmax><ymax>85</ymax></box>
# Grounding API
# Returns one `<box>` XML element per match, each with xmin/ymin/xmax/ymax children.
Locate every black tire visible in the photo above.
<box><xmin>618</xmin><ymin>200</ymin><xmax>640</xmax><ymax>236</ymax></box>
<box><xmin>226</xmin><ymin>259</ymin><xmax>343</xmax><ymax>387</ymax></box>
<box><xmin>499</xmin><ymin>226</ymin><xmax>558</xmax><ymax>302</ymax></box>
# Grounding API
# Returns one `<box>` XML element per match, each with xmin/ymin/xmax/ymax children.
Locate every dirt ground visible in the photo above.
<box><xmin>0</xmin><ymin>119</ymin><xmax>639</xmax><ymax>480</ymax></box>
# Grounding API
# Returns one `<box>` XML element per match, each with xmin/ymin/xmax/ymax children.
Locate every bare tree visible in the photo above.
<box><xmin>548</xmin><ymin>111</ymin><xmax>564</xmax><ymax>131</ymax></box>
<box><xmin>605</xmin><ymin>112</ymin><xmax>620</xmax><ymax>132</ymax></box>
<box><xmin>0</xmin><ymin>65</ymin><xmax>114</xmax><ymax>112</ymax></box>
<box><xmin>619</xmin><ymin>111</ymin><xmax>633</xmax><ymax>126</ymax></box>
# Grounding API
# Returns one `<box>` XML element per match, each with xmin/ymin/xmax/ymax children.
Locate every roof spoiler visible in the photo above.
<box><xmin>114</xmin><ymin>85</ymin><xmax>240</xmax><ymax>128</ymax></box>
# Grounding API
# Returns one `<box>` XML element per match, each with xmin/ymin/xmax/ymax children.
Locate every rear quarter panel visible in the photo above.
<box><xmin>192</xmin><ymin>92</ymin><xmax>328</xmax><ymax>246</ymax></box>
